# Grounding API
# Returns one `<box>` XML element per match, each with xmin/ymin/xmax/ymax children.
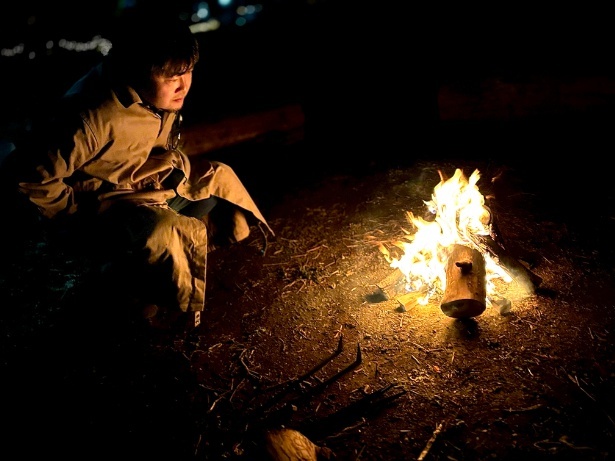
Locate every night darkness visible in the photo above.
<box><xmin>2</xmin><ymin>2</ymin><xmax>615</xmax><ymax>460</ymax></box>
<box><xmin>2</xmin><ymin>2</ymin><xmax>615</xmax><ymax>145</ymax></box>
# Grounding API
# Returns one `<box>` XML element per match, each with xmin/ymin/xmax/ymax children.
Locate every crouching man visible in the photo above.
<box><xmin>0</xmin><ymin>9</ymin><xmax>274</xmax><ymax>331</ymax></box>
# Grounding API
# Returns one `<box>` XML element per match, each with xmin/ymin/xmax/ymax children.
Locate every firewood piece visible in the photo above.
<box><xmin>491</xmin><ymin>297</ymin><xmax>512</xmax><ymax>315</ymax></box>
<box><xmin>374</xmin><ymin>293</ymin><xmax>420</xmax><ymax>312</ymax></box>
<box><xmin>474</xmin><ymin>234</ymin><xmax>542</xmax><ymax>288</ymax></box>
<box><xmin>440</xmin><ymin>244</ymin><xmax>487</xmax><ymax>318</ymax></box>
<box><xmin>376</xmin><ymin>268</ymin><xmax>407</xmax><ymax>299</ymax></box>
<box><xmin>376</xmin><ymin>271</ymin><xmax>424</xmax><ymax>311</ymax></box>
<box><xmin>396</xmin><ymin>292</ymin><xmax>418</xmax><ymax>310</ymax></box>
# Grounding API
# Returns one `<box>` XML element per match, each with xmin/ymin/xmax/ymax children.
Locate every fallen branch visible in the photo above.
<box><xmin>417</xmin><ymin>421</ymin><xmax>443</xmax><ymax>461</ymax></box>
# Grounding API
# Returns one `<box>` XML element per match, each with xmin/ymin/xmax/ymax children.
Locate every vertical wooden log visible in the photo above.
<box><xmin>440</xmin><ymin>244</ymin><xmax>487</xmax><ymax>318</ymax></box>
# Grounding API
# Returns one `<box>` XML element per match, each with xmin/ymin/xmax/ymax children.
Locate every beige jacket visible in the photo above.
<box><xmin>12</xmin><ymin>63</ymin><xmax>273</xmax><ymax>312</ymax></box>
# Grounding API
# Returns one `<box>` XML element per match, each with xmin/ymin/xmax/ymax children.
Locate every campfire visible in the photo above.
<box><xmin>378</xmin><ymin>168</ymin><xmax>541</xmax><ymax>318</ymax></box>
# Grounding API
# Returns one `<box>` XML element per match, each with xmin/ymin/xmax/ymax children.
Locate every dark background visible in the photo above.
<box><xmin>2</xmin><ymin>3</ymin><xmax>614</xmax><ymax>128</ymax></box>
<box><xmin>2</xmin><ymin>1</ymin><xmax>615</xmax><ymax>186</ymax></box>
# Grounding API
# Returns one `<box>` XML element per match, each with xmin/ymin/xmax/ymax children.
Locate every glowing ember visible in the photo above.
<box><xmin>380</xmin><ymin>169</ymin><xmax>512</xmax><ymax>307</ymax></box>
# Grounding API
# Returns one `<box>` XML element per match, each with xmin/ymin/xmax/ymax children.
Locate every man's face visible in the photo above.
<box><xmin>141</xmin><ymin>70</ymin><xmax>193</xmax><ymax>111</ymax></box>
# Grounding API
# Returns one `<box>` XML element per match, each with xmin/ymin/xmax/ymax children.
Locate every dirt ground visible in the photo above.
<box><xmin>2</xmin><ymin>120</ymin><xmax>615</xmax><ymax>461</ymax></box>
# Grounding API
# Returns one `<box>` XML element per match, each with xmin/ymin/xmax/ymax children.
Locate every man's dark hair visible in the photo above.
<box><xmin>109</xmin><ymin>10</ymin><xmax>199</xmax><ymax>88</ymax></box>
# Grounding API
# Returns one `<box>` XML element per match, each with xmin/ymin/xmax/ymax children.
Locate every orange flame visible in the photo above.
<box><xmin>381</xmin><ymin>169</ymin><xmax>511</xmax><ymax>305</ymax></box>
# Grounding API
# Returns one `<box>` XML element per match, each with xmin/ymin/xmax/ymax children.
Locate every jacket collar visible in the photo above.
<box><xmin>114</xmin><ymin>83</ymin><xmax>145</xmax><ymax>110</ymax></box>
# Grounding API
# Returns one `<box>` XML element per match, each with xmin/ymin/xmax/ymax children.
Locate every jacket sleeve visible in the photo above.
<box><xmin>16</xmin><ymin>111</ymin><xmax>101</xmax><ymax>219</ymax></box>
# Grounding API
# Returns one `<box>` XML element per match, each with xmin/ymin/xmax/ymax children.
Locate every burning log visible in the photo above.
<box><xmin>376</xmin><ymin>234</ymin><xmax>540</xmax><ymax>317</ymax></box>
<box><xmin>440</xmin><ymin>244</ymin><xmax>486</xmax><ymax>318</ymax></box>
<box><xmin>376</xmin><ymin>168</ymin><xmax>543</xmax><ymax>317</ymax></box>
<box><xmin>473</xmin><ymin>234</ymin><xmax>542</xmax><ymax>289</ymax></box>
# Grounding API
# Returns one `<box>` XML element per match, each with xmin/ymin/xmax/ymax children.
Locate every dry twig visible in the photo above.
<box><xmin>417</xmin><ymin>421</ymin><xmax>443</xmax><ymax>461</ymax></box>
<box><xmin>240</xmin><ymin>349</ymin><xmax>261</xmax><ymax>379</ymax></box>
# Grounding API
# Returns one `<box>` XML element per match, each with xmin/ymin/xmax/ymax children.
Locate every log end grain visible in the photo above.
<box><xmin>441</xmin><ymin>298</ymin><xmax>486</xmax><ymax>318</ymax></box>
